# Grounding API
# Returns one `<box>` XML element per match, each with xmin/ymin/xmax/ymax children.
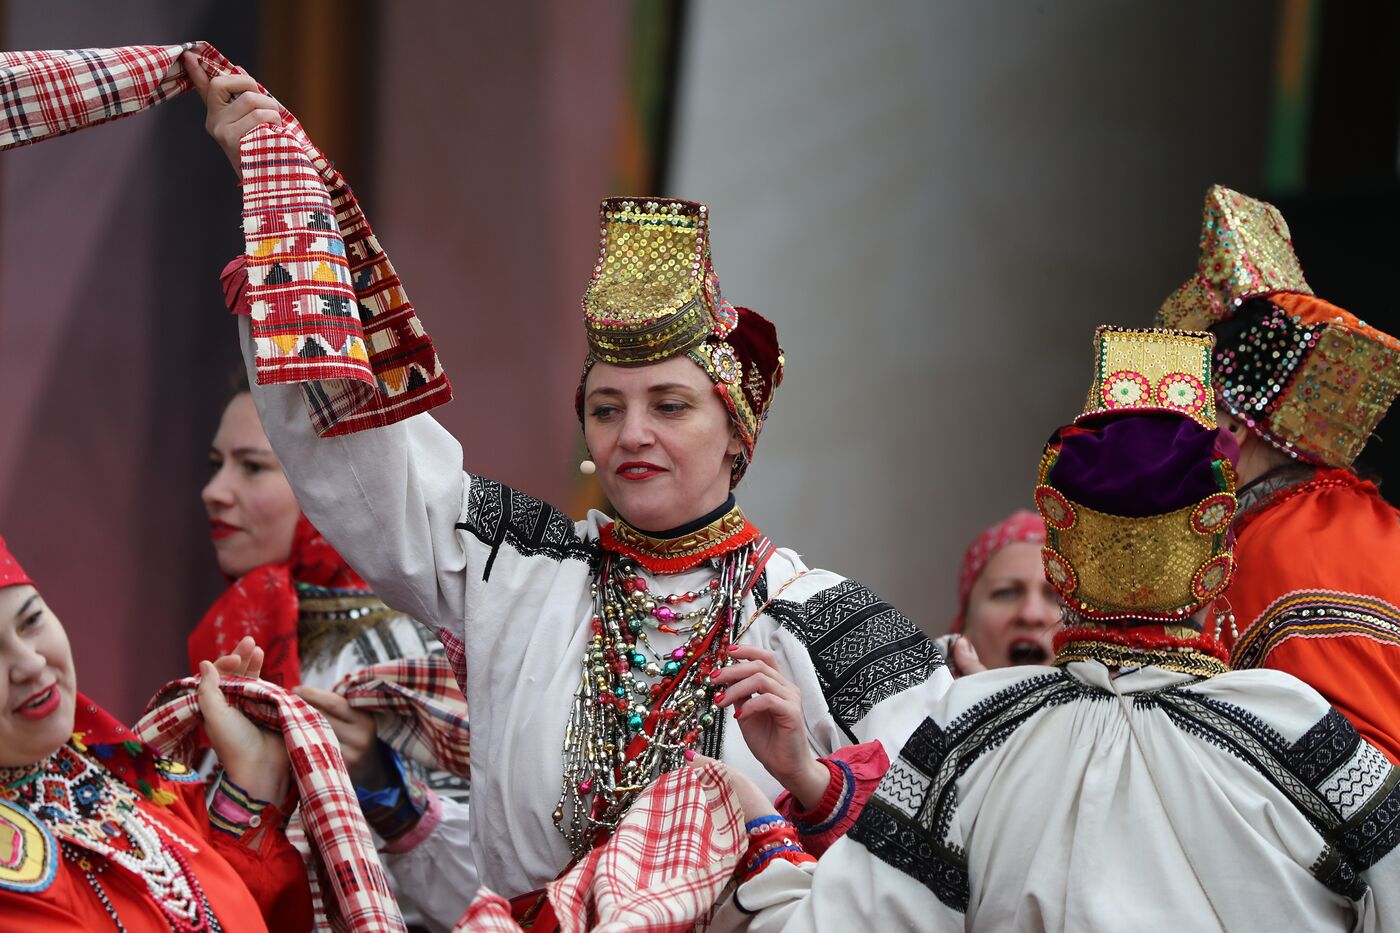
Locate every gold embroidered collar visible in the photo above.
<box><xmin>600</xmin><ymin>499</ymin><xmax>760</xmax><ymax>574</ymax></box>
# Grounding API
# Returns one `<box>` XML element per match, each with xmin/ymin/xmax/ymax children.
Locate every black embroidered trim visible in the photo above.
<box><xmin>846</xmin><ymin>671</ymin><xmax>1073</xmax><ymax>910</ymax></box>
<box><xmin>1151</xmin><ymin>690</ymin><xmax>1400</xmax><ymax>898</ymax></box>
<box><xmin>1289</xmin><ymin>709</ymin><xmax>1362</xmax><ymax>785</ymax></box>
<box><xmin>847</xmin><ymin>668</ymin><xmax>1400</xmax><ymax>908</ymax></box>
<box><xmin>454</xmin><ymin>477</ymin><xmax>595</xmax><ymax>580</ymax></box>
<box><xmin>767</xmin><ymin>578</ymin><xmax>942</xmax><ymax>742</ymax></box>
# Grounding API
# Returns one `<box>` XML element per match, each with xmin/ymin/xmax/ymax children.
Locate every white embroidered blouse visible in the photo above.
<box><xmin>239</xmin><ymin>319</ymin><xmax>948</xmax><ymax>899</ymax></box>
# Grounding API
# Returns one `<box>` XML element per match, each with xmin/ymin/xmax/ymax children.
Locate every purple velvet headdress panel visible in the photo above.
<box><xmin>1047</xmin><ymin>416</ymin><xmax>1228</xmax><ymax>517</ymax></box>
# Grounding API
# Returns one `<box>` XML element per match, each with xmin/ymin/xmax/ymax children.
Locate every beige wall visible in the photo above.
<box><xmin>669</xmin><ymin>1</ymin><xmax>1276</xmax><ymax>632</ymax></box>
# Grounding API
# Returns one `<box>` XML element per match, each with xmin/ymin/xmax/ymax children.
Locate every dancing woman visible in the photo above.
<box><xmin>192</xmin><ymin>61</ymin><xmax>946</xmax><ymax>907</ymax></box>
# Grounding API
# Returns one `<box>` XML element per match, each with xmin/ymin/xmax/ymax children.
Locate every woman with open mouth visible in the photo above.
<box><xmin>194</xmin><ymin>58</ymin><xmax>949</xmax><ymax>927</ymax></box>
<box><xmin>938</xmin><ymin>510</ymin><xmax>1062</xmax><ymax>676</ymax></box>
<box><xmin>0</xmin><ymin>535</ymin><xmax>312</xmax><ymax>930</ymax></box>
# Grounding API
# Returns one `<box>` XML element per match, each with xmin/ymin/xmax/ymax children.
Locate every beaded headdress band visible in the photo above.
<box><xmin>1082</xmin><ymin>326</ymin><xmax>1215</xmax><ymax>428</ymax></box>
<box><xmin>577</xmin><ymin>198</ymin><xmax>785</xmax><ymax>483</ymax></box>
<box><xmin>1155</xmin><ymin>185</ymin><xmax>1400</xmax><ymax>466</ymax></box>
<box><xmin>1035</xmin><ymin>328</ymin><xmax>1237</xmax><ymax>621</ymax></box>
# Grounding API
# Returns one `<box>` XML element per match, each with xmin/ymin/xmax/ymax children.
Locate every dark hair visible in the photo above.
<box><xmin>227</xmin><ymin>367</ymin><xmax>250</xmax><ymax>402</ymax></box>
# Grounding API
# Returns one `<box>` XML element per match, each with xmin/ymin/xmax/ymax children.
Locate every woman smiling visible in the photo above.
<box><xmin>193</xmin><ymin>62</ymin><xmax>947</xmax><ymax>918</ymax></box>
<box><xmin>0</xmin><ymin>537</ymin><xmax>312</xmax><ymax>931</ymax></box>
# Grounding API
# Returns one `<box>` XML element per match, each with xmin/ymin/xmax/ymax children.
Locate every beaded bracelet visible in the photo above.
<box><xmin>744</xmin><ymin>814</ymin><xmax>789</xmax><ymax>833</ymax></box>
<box><xmin>738</xmin><ymin>817</ymin><xmax>814</xmax><ymax>883</ymax></box>
<box><xmin>208</xmin><ymin>772</ymin><xmax>273</xmax><ymax>838</ymax></box>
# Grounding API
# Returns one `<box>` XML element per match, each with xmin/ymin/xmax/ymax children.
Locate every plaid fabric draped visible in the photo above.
<box><xmin>135</xmin><ymin>675</ymin><xmax>406</xmax><ymax>933</ymax></box>
<box><xmin>334</xmin><ymin>657</ymin><xmax>471</xmax><ymax>779</ymax></box>
<box><xmin>0</xmin><ymin>41</ymin><xmax>451</xmax><ymax>435</ymax></box>
<box><xmin>452</xmin><ymin>760</ymin><xmax>744</xmax><ymax>933</ymax></box>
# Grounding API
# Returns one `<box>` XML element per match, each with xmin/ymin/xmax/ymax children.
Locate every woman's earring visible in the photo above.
<box><xmin>1213</xmin><ymin>596</ymin><xmax>1238</xmax><ymax>643</ymax></box>
<box><xmin>579</xmin><ymin>456</ymin><xmax>596</xmax><ymax>475</ymax></box>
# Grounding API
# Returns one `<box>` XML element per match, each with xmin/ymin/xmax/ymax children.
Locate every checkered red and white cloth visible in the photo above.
<box><xmin>452</xmin><ymin>760</ymin><xmax>744</xmax><ymax>933</ymax></box>
<box><xmin>136</xmin><ymin>675</ymin><xmax>406</xmax><ymax>933</ymax></box>
<box><xmin>0</xmin><ymin>41</ymin><xmax>451</xmax><ymax>436</ymax></box>
<box><xmin>334</xmin><ymin>657</ymin><xmax>470</xmax><ymax>779</ymax></box>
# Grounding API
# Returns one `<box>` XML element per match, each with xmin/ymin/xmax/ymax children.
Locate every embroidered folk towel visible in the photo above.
<box><xmin>0</xmin><ymin>41</ymin><xmax>451</xmax><ymax>435</ymax></box>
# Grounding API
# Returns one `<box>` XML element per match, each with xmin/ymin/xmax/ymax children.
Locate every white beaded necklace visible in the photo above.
<box><xmin>16</xmin><ymin>745</ymin><xmax>215</xmax><ymax>932</ymax></box>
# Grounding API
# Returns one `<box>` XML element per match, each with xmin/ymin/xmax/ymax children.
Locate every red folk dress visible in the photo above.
<box><xmin>1220</xmin><ymin>466</ymin><xmax>1400</xmax><ymax>763</ymax></box>
<box><xmin>0</xmin><ymin>731</ymin><xmax>312</xmax><ymax>931</ymax></box>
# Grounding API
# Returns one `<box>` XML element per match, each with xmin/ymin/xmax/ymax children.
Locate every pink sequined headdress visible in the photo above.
<box><xmin>1156</xmin><ymin>185</ymin><xmax>1400</xmax><ymax>466</ymax></box>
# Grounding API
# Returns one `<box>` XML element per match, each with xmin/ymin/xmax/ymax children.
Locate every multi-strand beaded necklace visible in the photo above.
<box><xmin>3</xmin><ymin>744</ymin><xmax>218</xmax><ymax>931</ymax></box>
<box><xmin>554</xmin><ymin>537</ymin><xmax>763</xmax><ymax>858</ymax></box>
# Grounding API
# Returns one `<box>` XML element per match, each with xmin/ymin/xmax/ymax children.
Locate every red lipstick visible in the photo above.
<box><xmin>209</xmin><ymin>519</ymin><xmax>240</xmax><ymax>540</ymax></box>
<box><xmin>616</xmin><ymin>461</ymin><xmax>667</xmax><ymax>481</ymax></box>
<box><xmin>14</xmin><ymin>685</ymin><xmax>59</xmax><ymax>720</ymax></box>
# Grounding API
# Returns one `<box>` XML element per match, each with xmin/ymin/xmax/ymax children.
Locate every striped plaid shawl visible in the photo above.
<box><xmin>137</xmin><ymin>676</ymin><xmax>406</xmax><ymax>933</ymax></box>
<box><xmin>334</xmin><ymin>657</ymin><xmax>471</xmax><ymax>779</ymax></box>
<box><xmin>0</xmin><ymin>41</ymin><xmax>451</xmax><ymax>435</ymax></box>
<box><xmin>452</xmin><ymin>760</ymin><xmax>744</xmax><ymax>933</ymax></box>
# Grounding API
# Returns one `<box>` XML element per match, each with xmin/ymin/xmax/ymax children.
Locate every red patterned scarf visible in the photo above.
<box><xmin>187</xmin><ymin>515</ymin><xmax>366</xmax><ymax>689</ymax></box>
<box><xmin>334</xmin><ymin>658</ymin><xmax>471</xmax><ymax>779</ymax></box>
<box><xmin>138</xmin><ymin>675</ymin><xmax>404</xmax><ymax>933</ymax></box>
<box><xmin>457</xmin><ymin>761</ymin><xmax>743</xmax><ymax>933</ymax></box>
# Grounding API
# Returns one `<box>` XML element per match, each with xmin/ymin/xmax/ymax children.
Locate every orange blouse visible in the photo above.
<box><xmin>1220</xmin><ymin>467</ymin><xmax>1400</xmax><ymax>763</ymax></box>
<box><xmin>0</xmin><ymin>757</ymin><xmax>313</xmax><ymax>932</ymax></box>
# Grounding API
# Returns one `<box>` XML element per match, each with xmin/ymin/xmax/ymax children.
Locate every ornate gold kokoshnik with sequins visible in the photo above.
<box><xmin>583</xmin><ymin>198</ymin><xmax>729</xmax><ymax>364</ymax></box>
<box><xmin>1036</xmin><ymin>326</ymin><xmax>1238</xmax><ymax>621</ymax></box>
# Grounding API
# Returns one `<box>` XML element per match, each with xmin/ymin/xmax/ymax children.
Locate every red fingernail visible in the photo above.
<box><xmin>709</xmin><ymin>670</ymin><xmax>720</xmax><ymax>680</ymax></box>
<box><xmin>714</xmin><ymin>690</ymin><xmax>726</xmax><ymax>704</ymax></box>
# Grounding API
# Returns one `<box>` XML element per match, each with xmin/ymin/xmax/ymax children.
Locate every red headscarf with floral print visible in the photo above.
<box><xmin>187</xmin><ymin>515</ymin><xmax>366</xmax><ymax>688</ymax></box>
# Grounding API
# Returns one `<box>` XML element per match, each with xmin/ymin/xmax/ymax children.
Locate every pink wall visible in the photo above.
<box><xmin>369</xmin><ymin>1</ymin><xmax>629</xmax><ymax>503</ymax></box>
<box><xmin>0</xmin><ymin>1</ymin><xmax>630</xmax><ymax>720</ymax></box>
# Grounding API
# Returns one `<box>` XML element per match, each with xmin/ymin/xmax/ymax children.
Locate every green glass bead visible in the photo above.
<box><xmin>700</xmin><ymin>712</ymin><xmax>714</xmax><ymax>727</ymax></box>
<box><xmin>630</xmin><ymin>651</ymin><xmax>647</xmax><ymax>668</ymax></box>
<box><xmin>663</xmin><ymin>660</ymin><xmax>681</xmax><ymax>675</ymax></box>
<box><xmin>613</xmin><ymin>685</ymin><xmax>628</xmax><ymax>698</ymax></box>
<box><xmin>628</xmin><ymin>620</ymin><xmax>643</xmax><ymax>635</ymax></box>
<box><xmin>627</xmin><ymin>714</ymin><xmax>644</xmax><ymax>731</ymax></box>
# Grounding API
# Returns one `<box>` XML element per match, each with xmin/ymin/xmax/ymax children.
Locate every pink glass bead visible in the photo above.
<box><xmin>653</xmin><ymin>605</ymin><xmax>676</xmax><ymax>624</ymax></box>
<box><xmin>578</xmin><ymin>779</ymin><xmax>592</xmax><ymax>794</ymax></box>
<box><xmin>671</xmin><ymin>647</ymin><xmax>686</xmax><ymax>660</ymax></box>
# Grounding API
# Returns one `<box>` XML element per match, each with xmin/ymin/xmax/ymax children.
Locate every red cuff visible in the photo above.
<box><xmin>738</xmin><ymin>818</ymin><xmax>814</xmax><ymax>884</ymax></box>
<box><xmin>785</xmin><ymin>758</ymin><xmax>845</xmax><ymax>826</ymax></box>
<box><xmin>775</xmin><ymin>741</ymin><xmax>890</xmax><ymax>857</ymax></box>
